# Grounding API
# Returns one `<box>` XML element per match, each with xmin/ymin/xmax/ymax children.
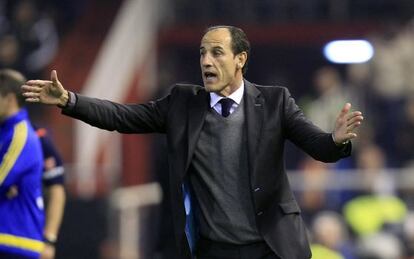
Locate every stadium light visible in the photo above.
<box><xmin>323</xmin><ymin>40</ymin><xmax>374</xmax><ymax>64</ymax></box>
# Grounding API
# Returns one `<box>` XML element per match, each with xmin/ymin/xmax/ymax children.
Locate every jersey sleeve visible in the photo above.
<box><xmin>37</xmin><ymin>128</ymin><xmax>65</xmax><ymax>186</ymax></box>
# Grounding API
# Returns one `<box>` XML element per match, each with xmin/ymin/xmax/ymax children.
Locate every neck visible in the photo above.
<box><xmin>2</xmin><ymin>106</ymin><xmax>20</xmax><ymax>122</ymax></box>
<box><xmin>219</xmin><ymin>76</ymin><xmax>243</xmax><ymax>97</ymax></box>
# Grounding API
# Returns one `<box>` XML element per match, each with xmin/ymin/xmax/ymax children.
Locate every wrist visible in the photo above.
<box><xmin>57</xmin><ymin>90</ymin><xmax>69</xmax><ymax>108</ymax></box>
<box><xmin>332</xmin><ymin>133</ymin><xmax>349</xmax><ymax>146</ymax></box>
<box><xmin>43</xmin><ymin>233</ymin><xmax>57</xmax><ymax>246</ymax></box>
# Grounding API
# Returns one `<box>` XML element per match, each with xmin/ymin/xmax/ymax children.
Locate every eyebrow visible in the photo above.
<box><xmin>199</xmin><ymin>46</ymin><xmax>225</xmax><ymax>51</ymax></box>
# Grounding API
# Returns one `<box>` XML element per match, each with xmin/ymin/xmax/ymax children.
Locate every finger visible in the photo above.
<box><xmin>25</xmin><ymin>97</ymin><xmax>40</xmax><ymax>103</ymax></box>
<box><xmin>346</xmin><ymin>115</ymin><xmax>364</xmax><ymax>127</ymax></box>
<box><xmin>347</xmin><ymin>132</ymin><xmax>357</xmax><ymax>139</ymax></box>
<box><xmin>26</xmin><ymin>80</ymin><xmax>52</xmax><ymax>86</ymax></box>
<box><xmin>51</xmin><ymin>70</ymin><xmax>58</xmax><ymax>84</ymax></box>
<box><xmin>21</xmin><ymin>85</ymin><xmax>43</xmax><ymax>93</ymax></box>
<box><xmin>346</xmin><ymin>111</ymin><xmax>363</xmax><ymax>121</ymax></box>
<box><xmin>347</xmin><ymin>122</ymin><xmax>362</xmax><ymax>132</ymax></box>
<box><xmin>338</xmin><ymin>103</ymin><xmax>352</xmax><ymax>118</ymax></box>
<box><xmin>22</xmin><ymin>91</ymin><xmax>40</xmax><ymax>98</ymax></box>
<box><xmin>340</xmin><ymin>132</ymin><xmax>357</xmax><ymax>142</ymax></box>
<box><xmin>346</xmin><ymin>115</ymin><xmax>363</xmax><ymax>131</ymax></box>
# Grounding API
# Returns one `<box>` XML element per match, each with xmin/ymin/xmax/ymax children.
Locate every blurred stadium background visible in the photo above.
<box><xmin>1</xmin><ymin>0</ymin><xmax>414</xmax><ymax>258</ymax></box>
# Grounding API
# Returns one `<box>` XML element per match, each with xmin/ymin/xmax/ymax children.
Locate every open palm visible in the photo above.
<box><xmin>333</xmin><ymin>103</ymin><xmax>363</xmax><ymax>145</ymax></box>
<box><xmin>22</xmin><ymin>70</ymin><xmax>66</xmax><ymax>106</ymax></box>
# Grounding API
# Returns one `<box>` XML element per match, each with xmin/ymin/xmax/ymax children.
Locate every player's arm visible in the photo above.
<box><xmin>41</xmin><ymin>183</ymin><xmax>65</xmax><ymax>259</ymax></box>
<box><xmin>38</xmin><ymin>130</ymin><xmax>66</xmax><ymax>259</ymax></box>
<box><xmin>0</xmin><ymin>122</ymin><xmax>31</xmax><ymax>194</ymax></box>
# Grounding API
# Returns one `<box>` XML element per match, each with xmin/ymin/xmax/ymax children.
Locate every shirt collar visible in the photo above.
<box><xmin>210</xmin><ymin>80</ymin><xmax>244</xmax><ymax>108</ymax></box>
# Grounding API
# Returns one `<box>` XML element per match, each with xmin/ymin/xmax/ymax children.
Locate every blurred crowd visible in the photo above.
<box><xmin>294</xmin><ymin>19</ymin><xmax>414</xmax><ymax>259</ymax></box>
<box><xmin>0</xmin><ymin>0</ymin><xmax>59</xmax><ymax>79</ymax></box>
<box><xmin>0</xmin><ymin>0</ymin><xmax>87</xmax><ymax>79</ymax></box>
<box><xmin>169</xmin><ymin>0</ymin><xmax>414</xmax><ymax>23</ymax></box>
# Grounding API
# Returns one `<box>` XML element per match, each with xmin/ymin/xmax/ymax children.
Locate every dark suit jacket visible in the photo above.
<box><xmin>63</xmin><ymin>80</ymin><xmax>351</xmax><ymax>258</ymax></box>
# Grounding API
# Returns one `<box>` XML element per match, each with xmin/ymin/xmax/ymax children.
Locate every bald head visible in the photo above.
<box><xmin>204</xmin><ymin>25</ymin><xmax>250</xmax><ymax>75</ymax></box>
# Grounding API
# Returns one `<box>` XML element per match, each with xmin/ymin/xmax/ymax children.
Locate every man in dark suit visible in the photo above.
<box><xmin>22</xmin><ymin>25</ymin><xmax>363</xmax><ymax>258</ymax></box>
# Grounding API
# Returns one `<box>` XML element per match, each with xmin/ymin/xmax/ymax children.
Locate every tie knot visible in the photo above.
<box><xmin>219</xmin><ymin>98</ymin><xmax>234</xmax><ymax>117</ymax></box>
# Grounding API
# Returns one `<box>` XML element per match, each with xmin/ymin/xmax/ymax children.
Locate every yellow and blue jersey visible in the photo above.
<box><xmin>0</xmin><ymin>109</ymin><xmax>44</xmax><ymax>258</ymax></box>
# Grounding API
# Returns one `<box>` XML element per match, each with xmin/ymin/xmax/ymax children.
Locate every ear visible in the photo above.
<box><xmin>236</xmin><ymin>51</ymin><xmax>247</xmax><ymax>68</ymax></box>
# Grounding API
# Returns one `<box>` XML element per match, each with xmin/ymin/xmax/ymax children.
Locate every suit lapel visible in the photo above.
<box><xmin>244</xmin><ymin>80</ymin><xmax>264</xmax><ymax>178</ymax></box>
<box><xmin>185</xmin><ymin>89</ymin><xmax>209</xmax><ymax>175</ymax></box>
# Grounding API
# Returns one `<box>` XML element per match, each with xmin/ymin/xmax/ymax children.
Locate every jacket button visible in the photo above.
<box><xmin>254</xmin><ymin>187</ymin><xmax>261</xmax><ymax>192</ymax></box>
<box><xmin>257</xmin><ymin>211</ymin><xmax>263</xmax><ymax>216</ymax></box>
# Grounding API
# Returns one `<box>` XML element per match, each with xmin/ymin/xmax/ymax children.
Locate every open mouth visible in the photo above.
<box><xmin>203</xmin><ymin>72</ymin><xmax>218</xmax><ymax>83</ymax></box>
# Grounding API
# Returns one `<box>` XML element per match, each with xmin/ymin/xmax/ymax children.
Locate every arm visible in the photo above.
<box><xmin>0</xmin><ymin>133</ymin><xmax>20</xmax><ymax>193</ymax></box>
<box><xmin>283</xmin><ymin>88</ymin><xmax>363</xmax><ymax>162</ymax></box>
<box><xmin>44</xmin><ymin>184</ymin><xmax>65</xmax><ymax>239</ymax></box>
<box><xmin>0</xmin><ymin>122</ymin><xmax>32</xmax><ymax>193</ymax></box>
<box><xmin>38</xmin><ymin>132</ymin><xmax>66</xmax><ymax>259</ymax></box>
<box><xmin>62</xmin><ymin>94</ymin><xmax>168</xmax><ymax>133</ymax></box>
<box><xmin>42</xmin><ymin>184</ymin><xmax>65</xmax><ymax>259</ymax></box>
<box><xmin>22</xmin><ymin>70</ymin><xmax>168</xmax><ymax>133</ymax></box>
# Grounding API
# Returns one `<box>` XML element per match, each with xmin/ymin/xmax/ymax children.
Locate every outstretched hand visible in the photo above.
<box><xmin>22</xmin><ymin>70</ymin><xmax>68</xmax><ymax>107</ymax></box>
<box><xmin>333</xmin><ymin>103</ymin><xmax>363</xmax><ymax>145</ymax></box>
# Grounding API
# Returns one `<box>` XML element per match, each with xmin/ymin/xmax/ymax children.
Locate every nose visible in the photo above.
<box><xmin>200</xmin><ymin>53</ymin><xmax>212</xmax><ymax>68</ymax></box>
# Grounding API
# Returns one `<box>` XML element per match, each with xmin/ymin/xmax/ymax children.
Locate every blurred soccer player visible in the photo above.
<box><xmin>35</xmin><ymin>127</ymin><xmax>65</xmax><ymax>259</ymax></box>
<box><xmin>0</xmin><ymin>69</ymin><xmax>44</xmax><ymax>258</ymax></box>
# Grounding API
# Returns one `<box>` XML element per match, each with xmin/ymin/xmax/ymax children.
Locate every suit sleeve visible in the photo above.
<box><xmin>62</xmin><ymin>92</ymin><xmax>171</xmax><ymax>134</ymax></box>
<box><xmin>282</xmin><ymin>87</ymin><xmax>351</xmax><ymax>162</ymax></box>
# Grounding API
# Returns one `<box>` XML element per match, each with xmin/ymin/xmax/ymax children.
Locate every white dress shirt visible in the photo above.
<box><xmin>210</xmin><ymin>81</ymin><xmax>244</xmax><ymax>116</ymax></box>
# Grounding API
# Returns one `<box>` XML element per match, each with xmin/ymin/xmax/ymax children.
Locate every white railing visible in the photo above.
<box><xmin>110</xmin><ymin>182</ymin><xmax>162</xmax><ymax>259</ymax></box>
<box><xmin>287</xmin><ymin>168</ymin><xmax>414</xmax><ymax>192</ymax></box>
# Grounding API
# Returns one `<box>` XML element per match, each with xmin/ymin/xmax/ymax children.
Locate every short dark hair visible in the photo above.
<box><xmin>0</xmin><ymin>69</ymin><xmax>26</xmax><ymax>107</ymax></box>
<box><xmin>205</xmin><ymin>25</ymin><xmax>250</xmax><ymax>75</ymax></box>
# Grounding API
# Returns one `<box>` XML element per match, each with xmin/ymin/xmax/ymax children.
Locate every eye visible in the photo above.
<box><xmin>213</xmin><ymin>50</ymin><xmax>223</xmax><ymax>56</ymax></box>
